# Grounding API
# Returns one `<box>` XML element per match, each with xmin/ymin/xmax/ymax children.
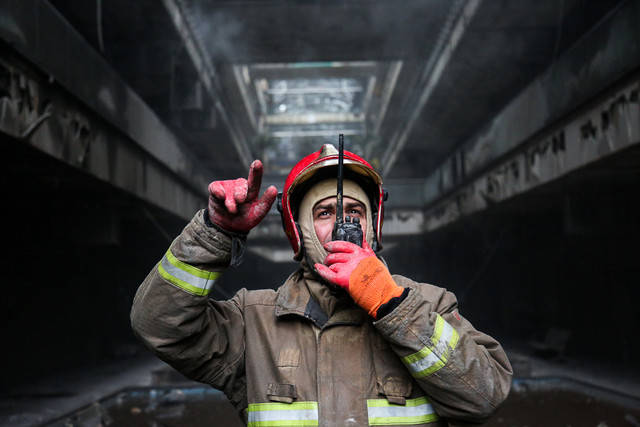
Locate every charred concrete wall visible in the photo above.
<box><xmin>387</xmin><ymin>152</ymin><xmax>640</xmax><ymax>371</ymax></box>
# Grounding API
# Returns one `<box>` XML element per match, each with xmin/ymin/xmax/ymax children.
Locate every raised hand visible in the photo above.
<box><xmin>315</xmin><ymin>239</ymin><xmax>404</xmax><ymax>318</ymax></box>
<box><xmin>207</xmin><ymin>160</ymin><xmax>278</xmax><ymax>234</ymax></box>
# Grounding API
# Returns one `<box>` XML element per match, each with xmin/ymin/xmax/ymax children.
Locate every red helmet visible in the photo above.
<box><xmin>277</xmin><ymin>143</ymin><xmax>387</xmax><ymax>260</ymax></box>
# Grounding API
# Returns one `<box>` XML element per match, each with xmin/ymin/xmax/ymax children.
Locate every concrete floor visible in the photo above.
<box><xmin>0</xmin><ymin>354</ymin><xmax>167</xmax><ymax>427</ymax></box>
<box><xmin>1</xmin><ymin>347</ymin><xmax>639</xmax><ymax>427</ymax></box>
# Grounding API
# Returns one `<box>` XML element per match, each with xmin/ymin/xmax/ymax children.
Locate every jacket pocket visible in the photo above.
<box><xmin>278</xmin><ymin>348</ymin><xmax>300</xmax><ymax>367</ymax></box>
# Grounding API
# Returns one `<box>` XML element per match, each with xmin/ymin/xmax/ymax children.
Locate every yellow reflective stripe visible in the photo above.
<box><xmin>402</xmin><ymin>314</ymin><xmax>459</xmax><ymax>378</ymax></box>
<box><xmin>247</xmin><ymin>401</ymin><xmax>319</xmax><ymax>427</ymax></box>
<box><xmin>431</xmin><ymin>315</ymin><xmax>445</xmax><ymax>347</ymax></box>
<box><xmin>367</xmin><ymin>396</ymin><xmax>440</xmax><ymax>425</ymax></box>
<box><xmin>157</xmin><ymin>249</ymin><xmax>221</xmax><ymax>296</ymax></box>
<box><xmin>402</xmin><ymin>346</ymin><xmax>443</xmax><ymax>377</ymax></box>
<box><xmin>367</xmin><ymin>397</ymin><xmax>429</xmax><ymax>408</ymax></box>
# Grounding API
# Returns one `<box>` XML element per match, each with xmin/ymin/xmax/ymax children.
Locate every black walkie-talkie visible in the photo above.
<box><xmin>332</xmin><ymin>134</ymin><xmax>364</xmax><ymax>247</ymax></box>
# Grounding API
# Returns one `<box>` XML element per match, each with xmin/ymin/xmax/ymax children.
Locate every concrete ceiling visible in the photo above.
<box><xmin>46</xmin><ymin>0</ymin><xmax>624</xmax><ymax>183</ymax></box>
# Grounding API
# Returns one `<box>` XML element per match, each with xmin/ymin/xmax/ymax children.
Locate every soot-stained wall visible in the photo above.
<box><xmin>385</xmin><ymin>159</ymin><xmax>640</xmax><ymax>371</ymax></box>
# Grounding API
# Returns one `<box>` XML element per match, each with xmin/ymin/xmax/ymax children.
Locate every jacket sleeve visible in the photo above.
<box><xmin>130</xmin><ymin>209</ymin><xmax>247</xmax><ymax>409</ymax></box>
<box><xmin>373</xmin><ymin>276</ymin><xmax>513</xmax><ymax>424</ymax></box>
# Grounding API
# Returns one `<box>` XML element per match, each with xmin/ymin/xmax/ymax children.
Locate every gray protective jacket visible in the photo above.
<box><xmin>131</xmin><ymin>210</ymin><xmax>512</xmax><ymax>426</ymax></box>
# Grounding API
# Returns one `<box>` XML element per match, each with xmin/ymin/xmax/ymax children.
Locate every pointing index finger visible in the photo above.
<box><xmin>246</xmin><ymin>160</ymin><xmax>264</xmax><ymax>201</ymax></box>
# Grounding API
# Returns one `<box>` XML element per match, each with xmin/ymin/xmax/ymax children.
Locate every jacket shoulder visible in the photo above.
<box><xmin>391</xmin><ymin>274</ymin><xmax>458</xmax><ymax>312</ymax></box>
<box><xmin>235</xmin><ymin>287</ymin><xmax>278</xmax><ymax>307</ymax></box>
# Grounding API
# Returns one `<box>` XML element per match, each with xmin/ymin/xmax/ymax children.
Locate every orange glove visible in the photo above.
<box><xmin>315</xmin><ymin>240</ymin><xmax>404</xmax><ymax>318</ymax></box>
<box><xmin>208</xmin><ymin>160</ymin><xmax>278</xmax><ymax>233</ymax></box>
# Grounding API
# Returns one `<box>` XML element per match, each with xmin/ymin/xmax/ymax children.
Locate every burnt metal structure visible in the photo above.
<box><xmin>0</xmin><ymin>1</ymin><xmax>639</xmax><ymax>425</ymax></box>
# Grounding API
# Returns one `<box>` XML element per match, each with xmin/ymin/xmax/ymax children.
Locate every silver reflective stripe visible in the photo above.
<box><xmin>247</xmin><ymin>401</ymin><xmax>319</xmax><ymax>426</ymax></box>
<box><xmin>402</xmin><ymin>314</ymin><xmax>459</xmax><ymax>378</ymax></box>
<box><xmin>157</xmin><ymin>248</ymin><xmax>220</xmax><ymax>296</ymax></box>
<box><xmin>367</xmin><ymin>396</ymin><xmax>440</xmax><ymax>425</ymax></box>
<box><xmin>433</xmin><ymin>317</ymin><xmax>456</xmax><ymax>352</ymax></box>
<box><xmin>405</xmin><ymin>347</ymin><xmax>440</xmax><ymax>375</ymax></box>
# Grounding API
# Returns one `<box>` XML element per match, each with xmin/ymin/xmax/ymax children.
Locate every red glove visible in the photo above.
<box><xmin>207</xmin><ymin>160</ymin><xmax>277</xmax><ymax>234</ymax></box>
<box><xmin>315</xmin><ymin>239</ymin><xmax>404</xmax><ymax>318</ymax></box>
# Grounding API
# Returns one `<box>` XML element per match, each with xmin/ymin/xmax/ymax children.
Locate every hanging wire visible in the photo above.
<box><xmin>458</xmin><ymin>228</ymin><xmax>506</xmax><ymax>304</ymax></box>
<box><xmin>96</xmin><ymin>0</ymin><xmax>105</xmax><ymax>52</ymax></box>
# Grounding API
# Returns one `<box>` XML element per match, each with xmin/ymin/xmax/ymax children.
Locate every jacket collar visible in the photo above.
<box><xmin>275</xmin><ymin>269</ymin><xmax>366</xmax><ymax>328</ymax></box>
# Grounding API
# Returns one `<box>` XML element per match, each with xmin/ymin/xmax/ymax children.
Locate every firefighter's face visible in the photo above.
<box><xmin>312</xmin><ymin>196</ymin><xmax>367</xmax><ymax>245</ymax></box>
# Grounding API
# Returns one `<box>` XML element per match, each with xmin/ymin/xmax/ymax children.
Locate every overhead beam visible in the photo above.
<box><xmin>381</xmin><ymin>0</ymin><xmax>481</xmax><ymax>176</ymax></box>
<box><xmin>0</xmin><ymin>0</ymin><xmax>208</xmax><ymax>220</ymax></box>
<box><xmin>253</xmin><ymin>1</ymin><xmax>640</xmax><ymax>243</ymax></box>
<box><xmin>161</xmin><ymin>0</ymin><xmax>254</xmax><ymax>167</ymax></box>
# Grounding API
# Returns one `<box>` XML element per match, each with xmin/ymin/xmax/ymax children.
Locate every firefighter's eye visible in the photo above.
<box><xmin>315</xmin><ymin>209</ymin><xmax>333</xmax><ymax>219</ymax></box>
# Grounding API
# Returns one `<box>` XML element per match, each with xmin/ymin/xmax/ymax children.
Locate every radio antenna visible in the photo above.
<box><xmin>336</xmin><ymin>134</ymin><xmax>344</xmax><ymax>225</ymax></box>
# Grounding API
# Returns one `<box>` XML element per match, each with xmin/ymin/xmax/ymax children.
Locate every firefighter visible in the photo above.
<box><xmin>131</xmin><ymin>143</ymin><xmax>513</xmax><ymax>426</ymax></box>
